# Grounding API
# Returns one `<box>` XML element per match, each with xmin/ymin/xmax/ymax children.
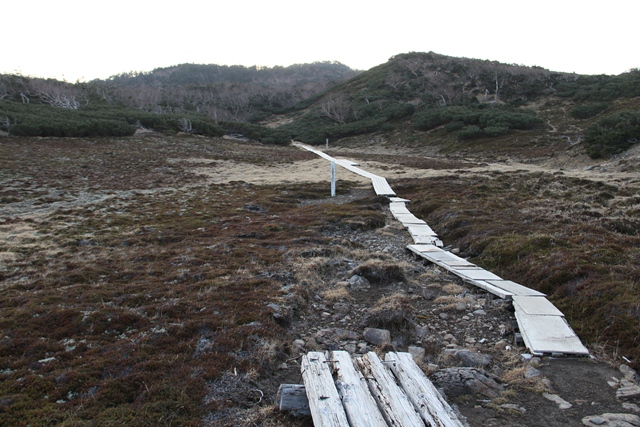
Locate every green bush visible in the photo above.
<box><xmin>0</xmin><ymin>99</ymin><xmax>231</xmax><ymax>139</ymax></box>
<box><xmin>585</xmin><ymin>111</ymin><xmax>640</xmax><ymax>158</ymax></box>
<box><xmin>570</xmin><ymin>103</ymin><xmax>609</xmax><ymax>119</ymax></box>
<box><xmin>458</xmin><ymin>125</ymin><xmax>484</xmax><ymax>140</ymax></box>
<box><xmin>413</xmin><ymin>105</ymin><xmax>542</xmax><ymax>140</ymax></box>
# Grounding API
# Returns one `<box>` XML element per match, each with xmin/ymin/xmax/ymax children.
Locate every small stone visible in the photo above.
<box><xmin>529</xmin><ymin>357</ymin><xmax>542</xmax><ymax>367</ymax></box>
<box><xmin>278</xmin><ymin>362</ymin><xmax>288</xmax><ymax>370</ymax></box>
<box><xmin>443</xmin><ymin>349</ymin><xmax>493</xmax><ymax>368</ymax></box>
<box><xmin>455</xmin><ymin>302</ymin><xmax>467</xmax><ymax>311</ymax></box>
<box><xmin>363</xmin><ymin>328</ymin><xmax>391</xmax><ymax>346</ymax></box>
<box><xmin>621</xmin><ymin>364</ymin><xmax>640</xmax><ymax>382</ymax></box>
<box><xmin>524</xmin><ymin>365</ymin><xmax>541</xmax><ymax>379</ymax></box>
<box><xmin>444</xmin><ymin>334</ymin><xmax>459</xmax><ymax>344</ymax></box>
<box><xmin>333</xmin><ymin>329</ymin><xmax>360</xmax><ymax>340</ymax></box>
<box><xmin>408</xmin><ymin>346</ymin><xmax>426</xmax><ymax>361</ymax></box>
<box><xmin>623</xmin><ymin>402</ymin><xmax>640</xmax><ymax>413</ymax></box>
<box><xmin>430</xmin><ymin>367</ymin><xmax>503</xmax><ymax>398</ymax></box>
<box><xmin>321</xmin><ymin>312</ymin><xmax>331</xmax><ymax>318</ymax></box>
<box><xmin>465</xmin><ymin>337</ymin><xmax>476</xmax><ymax>344</ymax></box>
<box><xmin>494</xmin><ymin>340</ymin><xmax>508</xmax><ymax>350</ymax></box>
<box><xmin>422</xmin><ymin>288</ymin><xmax>436</xmax><ymax>300</ymax></box>
<box><xmin>582</xmin><ymin>413</ymin><xmax>640</xmax><ymax>427</ymax></box>
<box><xmin>542</xmin><ymin>392</ymin><xmax>572</xmax><ymax>409</ymax></box>
<box><xmin>473</xmin><ymin>309</ymin><xmax>487</xmax><ymax>315</ymax></box>
<box><xmin>462</xmin><ymin>316</ymin><xmax>470</xmax><ymax>321</ymax></box>
<box><xmin>291</xmin><ymin>339</ymin><xmax>305</xmax><ymax>353</ymax></box>
<box><xmin>500</xmin><ymin>403</ymin><xmax>526</xmax><ymax>413</ymax></box>
<box><xmin>519</xmin><ymin>353</ymin><xmax>533</xmax><ymax>363</ymax></box>
<box><xmin>439</xmin><ymin>312</ymin><xmax>449</xmax><ymax>320</ymax></box>
<box><xmin>344</xmin><ymin>343</ymin><xmax>357</xmax><ymax>354</ymax></box>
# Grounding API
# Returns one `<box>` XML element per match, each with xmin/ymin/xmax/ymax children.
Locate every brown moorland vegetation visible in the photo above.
<box><xmin>0</xmin><ymin>134</ymin><xmax>388</xmax><ymax>426</ymax></box>
<box><xmin>1</xmin><ymin>132</ymin><xmax>639</xmax><ymax>426</ymax></box>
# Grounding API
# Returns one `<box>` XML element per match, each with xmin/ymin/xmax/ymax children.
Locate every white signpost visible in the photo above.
<box><xmin>331</xmin><ymin>160</ymin><xmax>336</xmax><ymax>197</ymax></box>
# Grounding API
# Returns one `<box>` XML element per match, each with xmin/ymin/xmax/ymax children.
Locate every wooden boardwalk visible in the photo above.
<box><xmin>294</xmin><ymin>143</ymin><xmax>589</xmax><ymax>357</ymax></box>
<box><xmin>279</xmin><ymin>351</ymin><xmax>465</xmax><ymax>427</ymax></box>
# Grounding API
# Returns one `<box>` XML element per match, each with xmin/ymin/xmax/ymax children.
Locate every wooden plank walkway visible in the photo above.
<box><xmin>294</xmin><ymin>143</ymin><xmax>396</xmax><ymax>196</ymax></box>
<box><xmin>291</xmin><ymin>351</ymin><xmax>465</xmax><ymax>427</ymax></box>
<box><xmin>294</xmin><ymin>143</ymin><xmax>589</xmax><ymax>357</ymax></box>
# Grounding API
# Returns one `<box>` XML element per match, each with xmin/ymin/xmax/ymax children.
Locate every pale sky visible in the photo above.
<box><xmin>3</xmin><ymin>0</ymin><xmax>638</xmax><ymax>82</ymax></box>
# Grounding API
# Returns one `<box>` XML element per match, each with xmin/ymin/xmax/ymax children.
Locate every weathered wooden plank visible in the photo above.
<box><xmin>385</xmin><ymin>352</ymin><xmax>465</xmax><ymax>427</ymax></box>
<box><xmin>513</xmin><ymin>295</ymin><xmax>564</xmax><ymax>316</ymax></box>
<box><xmin>453</xmin><ymin>268</ymin><xmax>503</xmax><ymax>281</ymax></box>
<box><xmin>389</xmin><ymin>197</ymin><xmax>411</xmax><ymax>203</ymax></box>
<box><xmin>394</xmin><ymin>213</ymin><xmax>427</xmax><ymax>225</ymax></box>
<box><xmin>463</xmin><ymin>279</ymin><xmax>514</xmax><ymax>299</ymax></box>
<box><xmin>301</xmin><ymin>352</ymin><xmax>350</xmax><ymax>427</ymax></box>
<box><xmin>276</xmin><ymin>384</ymin><xmax>311</xmax><ymax>416</ymax></box>
<box><xmin>356</xmin><ymin>352</ymin><xmax>425</xmax><ymax>426</ymax></box>
<box><xmin>389</xmin><ymin>205</ymin><xmax>412</xmax><ymax>216</ymax></box>
<box><xmin>371</xmin><ymin>175</ymin><xmax>396</xmax><ymax>196</ymax></box>
<box><xmin>406</xmin><ymin>224</ymin><xmax>434</xmax><ymax>232</ymax></box>
<box><xmin>484</xmin><ymin>280</ymin><xmax>546</xmax><ymax>297</ymax></box>
<box><xmin>412</xmin><ymin>235</ymin><xmax>444</xmax><ymax>246</ymax></box>
<box><xmin>407</xmin><ymin>243</ymin><xmax>445</xmax><ymax>254</ymax></box>
<box><xmin>514</xmin><ymin>312</ymin><xmax>590</xmax><ymax>355</ymax></box>
<box><xmin>329</xmin><ymin>351</ymin><xmax>387</xmax><ymax>427</ymax></box>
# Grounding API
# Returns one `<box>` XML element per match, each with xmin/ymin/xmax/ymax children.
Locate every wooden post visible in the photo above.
<box><xmin>331</xmin><ymin>160</ymin><xmax>336</xmax><ymax>197</ymax></box>
<box><xmin>326</xmin><ymin>138</ymin><xmax>329</xmax><ymax>149</ymax></box>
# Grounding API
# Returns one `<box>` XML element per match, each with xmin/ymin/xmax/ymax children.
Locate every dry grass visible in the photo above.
<box><xmin>442</xmin><ymin>283</ymin><xmax>465</xmax><ymax>294</ymax></box>
<box><xmin>321</xmin><ymin>283</ymin><xmax>351</xmax><ymax>301</ymax></box>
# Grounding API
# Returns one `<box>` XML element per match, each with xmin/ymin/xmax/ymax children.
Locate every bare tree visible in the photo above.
<box><xmin>385</xmin><ymin>72</ymin><xmax>408</xmax><ymax>90</ymax></box>
<box><xmin>320</xmin><ymin>93</ymin><xmax>351</xmax><ymax>124</ymax></box>
<box><xmin>27</xmin><ymin>79</ymin><xmax>84</xmax><ymax>109</ymax></box>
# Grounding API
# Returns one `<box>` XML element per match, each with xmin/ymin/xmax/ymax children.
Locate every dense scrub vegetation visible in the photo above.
<box><xmin>1</xmin><ymin>52</ymin><xmax>639</xmax><ymax>153</ymax></box>
<box><xmin>584</xmin><ymin>110</ymin><xmax>640</xmax><ymax>158</ymax></box>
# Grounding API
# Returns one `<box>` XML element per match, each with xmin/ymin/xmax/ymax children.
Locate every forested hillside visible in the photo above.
<box><xmin>276</xmin><ymin>52</ymin><xmax>640</xmax><ymax>158</ymax></box>
<box><xmin>1</xmin><ymin>52</ymin><xmax>639</xmax><ymax>158</ymax></box>
<box><xmin>0</xmin><ymin>62</ymin><xmax>356</xmax><ymax>142</ymax></box>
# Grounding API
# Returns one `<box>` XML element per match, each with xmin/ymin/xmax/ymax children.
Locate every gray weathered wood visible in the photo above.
<box><xmin>301</xmin><ymin>352</ymin><xmax>350</xmax><ymax>427</ymax></box>
<box><xmin>389</xmin><ymin>205</ymin><xmax>412</xmax><ymax>216</ymax></box>
<box><xmin>408</xmin><ymin>243</ymin><xmax>444</xmax><ymax>254</ymax></box>
<box><xmin>371</xmin><ymin>175</ymin><xmax>396</xmax><ymax>196</ymax></box>
<box><xmin>330</xmin><ymin>351</ymin><xmax>387</xmax><ymax>427</ymax></box>
<box><xmin>276</xmin><ymin>384</ymin><xmax>311</xmax><ymax>416</ymax></box>
<box><xmin>464</xmin><ymin>279</ymin><xmax>515</xmax><ymax>299</ymax></box>
<box><xmin>514</xmin><ymin>312</ymin><xmax>589</xmax><ymax>355</ymax></box>
<box><xmin>512</xmin><ymin>295</ymin><xmax>564</xmax><ymax>316</ymax></box>
<box><xmin>385</xmin><ymin>352</ymin><xmax>465</xmax><ymax>427</ymax></box>
<box><xmin>483</xmin><ymin>280</ymin><xmax>546</xmax><ymax>297</ymax></box>
<box><xmin>394</xmin><ymin>213</ymin><xmax>427</xmax><ymax>225</ymax></box>
<box><xmin>356</xmin><ymin>352</ymin><xmax>425</xmax><ymax>426</ymax></box>
<box><xmin>389</xmin><ymin>197</ymin><xmax>411</xmax><ymax>203</ymax></box>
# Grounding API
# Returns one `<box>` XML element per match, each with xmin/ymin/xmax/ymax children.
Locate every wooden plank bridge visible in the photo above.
<box><xmin>295</xmin><ymin>142</ymin><xmax>589</xmax><ymax>357</ymax></box>
<box><xmin>278</xmin><ymin>351</ymin><xmax>465</xmax><ymax>427</ymax></box>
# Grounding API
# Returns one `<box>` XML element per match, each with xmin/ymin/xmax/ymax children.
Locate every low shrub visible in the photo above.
<box><xmin>584</xmin><ymin>110</ymin><xmax>640</xmax><ymax>158</ymax></box>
